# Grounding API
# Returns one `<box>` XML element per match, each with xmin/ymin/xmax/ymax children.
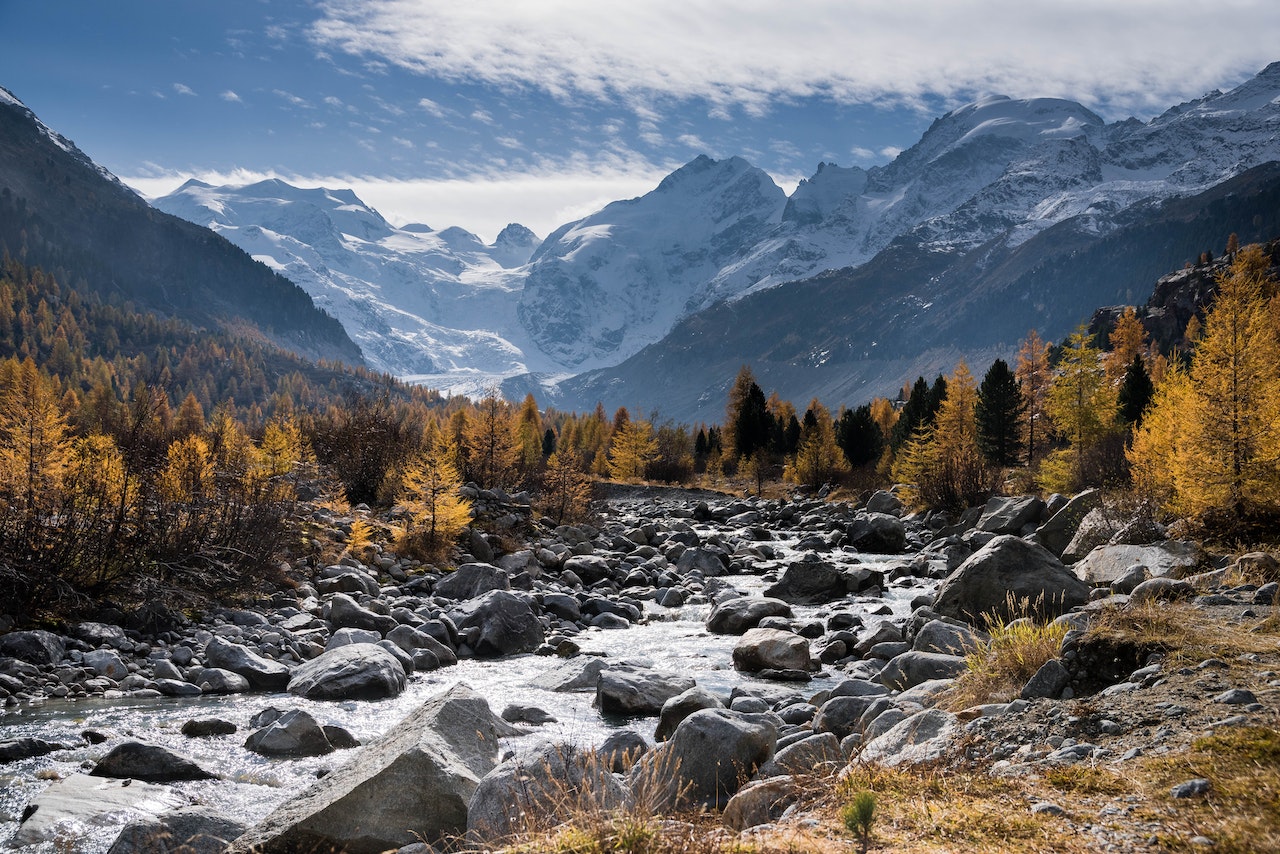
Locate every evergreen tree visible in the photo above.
<box><xmin>835</xmin><ymin>404</ymin><xmax>883</xmax><ymax>469</ymax></box>
<box><xmin>1116</xmin><ymin>354</ymin><xmax>1155</xmax><ymax>427</ymax></box>
<box><xmin>541</xmin><ymin>427</ymin><xmax>557</xmax><ymax>458</ymax></box>
<box><xmin>1015</xmin><ymin>329</ymin><xmax>1052</xmax><ymax>464</ymax></box>
<box><xmin>786</xmin><ymin>400</ymin><xmax>850</xmax><ymax>489</ymax></box>
<box><xmin>975</xmin><ymin>359</ymin><xmax>1025</xmax><ymax>466</ymax></box>
<box><xmin>890</xmin><ymin>377</ymin><xmax>932</xmax><ymax>449</ymax></box>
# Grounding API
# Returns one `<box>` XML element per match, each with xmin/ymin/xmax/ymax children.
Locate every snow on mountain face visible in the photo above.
<box><xmin>517</xmin><ymin>155</ymin><xmax>786</xmax><ymax>369</ymax></box>
<box><xmin>153</xmin><ymin>180</ymin><xmax>542</xmax><ymax>383</ymax></box>
<box><xmin>0</xmin><ymin>86</ymin><xmax>130</xmax><ymax>191</ymax></box>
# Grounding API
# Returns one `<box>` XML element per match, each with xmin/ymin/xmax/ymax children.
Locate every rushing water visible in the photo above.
<box><xmin>0</xmin><ymin>550</ymin><xmax>933</xmax><ymax>853</ymax></box>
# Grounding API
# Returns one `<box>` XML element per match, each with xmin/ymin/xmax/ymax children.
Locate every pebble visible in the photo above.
<box><xmin>1170</xmin><ymin>778</ymin><xmax>1212</xmax><ymax>799</ymax></box>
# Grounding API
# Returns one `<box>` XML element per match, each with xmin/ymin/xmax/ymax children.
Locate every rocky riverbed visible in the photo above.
<box><xmin>0</xmin><ymin>485</ymin><xmax>1276</xmax><ymax>853</ymax></box>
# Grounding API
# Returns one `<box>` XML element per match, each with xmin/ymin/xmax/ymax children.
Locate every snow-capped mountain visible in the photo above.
<box><xmin>153</xmin><ymin>62</ymin><xmax>1280</xmax><ymax>415</ymax></box>
<box><xmin>153</xmin><ymin>179</ymin><xmax>541</xmax><ymax>383</ymax></box>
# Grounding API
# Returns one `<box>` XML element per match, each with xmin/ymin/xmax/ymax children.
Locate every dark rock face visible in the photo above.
<box><xmin>763</xmin><ymin>557</ymin><xmax>846</xmax><ymax>604</ymax></box>
<box><xmin>933</xmin><ymin>535</ymin><xmax>1090</xmax><ymax>623</ymax></box>
<box><xmin>91</xmin><ymin>742</ymin><xmax>217</xmax><ymax>783</ymax></box>
<box><xmin>244</xmin><ymin>709</ymin><xmax>336</xmax><ymax>757</ymax></box>
<box><xmin>451</xmin><ymin>590</ymin><xmax>545</xmax><ymax>657</ymax></box>
<box><xmin>0</xmin><ymin>630</ymin><xmax>65</xmax><ymax>666</ymax></box>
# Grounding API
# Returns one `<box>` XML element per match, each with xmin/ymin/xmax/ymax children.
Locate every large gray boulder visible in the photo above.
<box><xmin>467</xmin><ymin>742</ymin><xmax>624</xmax><ymax>842</ymax></box>
<box><xmin>933</xmin><ymin>535</ymin><xmax>1089</xmax><ymax>623</ymax></box>
<box><xmin>451</xmin><ymin>590</ymin><xmax>545</xmax><ymax>657</ymax></box>
<box><xmin>722</xmin><ymin>776</ymin><xmax>796</xmax><ymax>832</ymax></box>
<box><xmin>434</xmin><ymin>563</ymin><xmax>510</xmax><ymax>601</ymax></box>
<box><xmin>759</xmin><ymin>732</ymin><xmax>842</xmax><ymax>777</ymax></box>
<box><xmin>762</xmin><ymin>556</ymin><xmax>846</xmax><ymax>604</ymax></box>
<box><xmin>1035</xmin><ymin>489</ymin><xmax>1100</xmax><ymax>557</ymax></box>
<box><xmin>877</xmin><ymin>651</ymin><xmax>968</xmax><ymax>690</ymax></box>
<box><xmin>846</xmin><ymin>512</ymin><xmax>907</xmax><ymax>553</ymax></box>
<box><xmin>655</xmin><ymin>686</ymin><xmax>724</xmax><ymax>742</ymax></box>
<box><xmin>82</xmin><ymin>649</ymin><xmax>130</xmax><ymax>680</ymax></box>
<box><xmin>731</xmin><ymin>628</ymin><xmax>812</xmax><ymax>673</ymax></box>
<box><xmin>203</xmin><ymin>637</ymin><xmax>291</xmax><ymax>691</ymax></box>
<box><xmin>0</xmin><ymin>629</ymin><xmax>65</xmax><ymax>666</ymax></box>
<box><xmin>107</xmin><ymin>806</ymin><xmax>247</xmax><ymax>854</ymax></box>
<box><xmin>707</xmin><ymin>597</ymin><xmax>793</xmax><ymax>634</ymax></box>
<box><xmin>675</xmin><ymin>547</ymin><xmax>730</xmax><ymax>577</ymax></box>
<box><xmin>244</xmin><ymin>709</ymin><xmax>335</xmax><ymax>757</ymax></box>
<box><xmin>287</xmin><ymin>643</ymin><xmax>406</xmax><ymax>701</ymax></box>
<box><xmin>634</xmin><ymin>709</ymin><xmax>777</xmax><ymax>810</ymax></box>
<box><xmin>976</xmin><ymin>495</ymin><xmax>1045</xmax><ymax>535</ymax></box>
<box><xmin>91</xmin><ymin>742</ymin><xmax>216</xmax><ymax>783</ymax></box>
<box><xmin>327</xmin><ymin>593</ymin><xmax>397</xmax><ymax>635</ymax></box>
<box><xmin>858</xmin><ymin>709</ymin><xmax>958</xmax><ymax>767</ymax></box>
<box><xmin>530</xmin><ymin>657</ymin><xmax>609</xmax><ymax>692</ymax></box>
<box><xmin>226</xmin><ymin>684</ymin><xmax>517</xmax><ymax>853</ymax></box>
<box><xmin>1073</xmin><ymin>541</ymin><xmax>1204</xmax><ymax>585</ymax></box>
<box><xmin>597</xmin><ymin>665</ymin><xmax>696</xmax><ymax>716</ymax></box>
<box><xmin>1061</xmin><ymin>506</ymin><xmax>1120</xmax><ymax>563</ymax></box>
<box><xmin>912</xmin><ymin>619</ymin><xmax>980</xmax><ymax>656</ymax></box>
<box><xmin>812</xmin><ymin>695</ymin><xmax>880</xmax><ymax>740</ymax></box>
<box><xmin>12</xmin><ymin>774</ymin><xmax>185</xmax><ymax>849</ymax></box>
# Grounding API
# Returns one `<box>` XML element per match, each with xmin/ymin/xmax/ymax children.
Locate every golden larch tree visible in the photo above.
<box><xmin>399</xmin><ymin>432</ymin><xmax>473</xmax><ymax>559</ymax></box>
<box><xmin>1015</xmin><ymin>329</ymin><xmax>1052</xmax><ymax>464</ymax></box>
<box><xmin>785</xmin><ymin>400</ymin><xmax>849</xmax><ymax>489</ymax></box>
<box><xmin>607</xmin><ymin>417</ymin><xmax>658</xmax><ymax>481</ymax></box>
<box><xmin>892</xmin><ymin>361</ymin><xmax>989</xmax><ymax>511</ymax></box>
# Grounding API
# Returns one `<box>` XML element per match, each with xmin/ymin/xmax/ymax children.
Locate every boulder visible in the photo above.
<box><xmin>1021</xmin><ymin>659</ymin><xmax>1071</xmax><ymax>700</ymax></box>
<box><xmin>1061</xmin><ymin>507</ymin><xmax>1120</xmax><ymax>563</ymax></box>
<box><xmin>385</xmin><ymin>624</ymin><xmax>458</xmax><ymax>666</ymax></box>
<box><xmin>325</xmin><ymin>627</ymin><xmax>381</xmax><ymax>650</ymax></box>
<box><xmin>434</xmin><ymin>563</ymin><xmax>511</xmax><ymax>601</ymax></box>
<box><xmin>226</xmin><ymin>684</ymin><xmax>517</xmax><ymax>853</ymax></box>
<box><xmin>0</xmin><ymin>737</ymin><xmax>74</xmax><ymax>763</ymax></box>
<box><xmin>812</xmin><ymin>696</ymin><xmax>880</xmax><ymax>740</ymax></box>
<box><xmin>933</xmin><ymin>535</ymin><xmax>1089</xmax><ymax>623</ymax></box>
<box><xmin>1073</xmin><ymin>541</ymin><xmax>1204</xmax><ymax>585</ymax></box>
<box><xmin>675</xmin><ymin>547</ymin><xmax>730</xmax><ymax>577</ymax></box>
<box><xmin>597</xmin><ymin>665</ymin><xmax>696</xmax><ymax>716</ymax></box>
<box><xmin>858</xmin><ymin>709</ymin><xmax>958</xmax><ymax>767</ymax></box>
<box><xmin>864</xmin><ymin>490</ymin><xmax>903</xmax><ymax>516</ymax></box>
<box><xmin>634</xmin><ymin>709</ymin><xmax>777</xmax><ymax>810</ymax></box>
<box><xmin>287</xmin><ymin>643</ymin><xmax>406</xmax><ymax>701</ymax></box>
<box><xmin>1035</xmin><ymin>489</ymin><xmax>1101</xmax><ymax>557</ymax></box>
<box><xmin>181</xmin><ymin>719</ymin><xmax>237</xmax><ymax>738</ymax></box>
<box><xmin>451</xmin><ymin>590</ymin><xmax>545</xmax><ymax>657</ymax></box>
<box><xmin>846</xmin><ymin>512</ymin><xmax>907</xmax><ymax>553</ymax></box>
<box><xmin>912</xmin><ymin>619</ymin><xmax>980</xmax><ymax>656</ymax></box>
<box><xmin>107</xmin><ymin>806</ymin><xmax>247</xmax><ymax>854</ymax></box>
<box><xmin>878</xmin><ymin>651</ymin><xmax>967</xmax><ymax>690</ymax></box>
<box><xmin>467</xmin><ymin>742</ymin><xmax>624</xmax><ymax>842</ymax></box>
<box><xmin>722</xmin><ymin>776</ymin><xmax>796</xmax><ymax>832</ymax></box>
<box><xmin>759</xmin><ymin>732</ymin><xmax>842</xmax><ymax>777</ymax></box>
<box><xmin>91</xmin><ymin>741</ymin><xmax>217</xmax><ymax>782</ymax></box>
<box><xmin>328</xmin><ymin>593</ymin><xmax>397</xmax><ymax>635</ymax></box>
<box><xmin>191</xmin><ymin>667</ymin><xmax>251</xmax><ymax>694</ymax></box>
<box><xmin>1129</xmin><ymin>577</ymin><xmax>1195</xmax><ymax>604</ymax></box>
<box><xmin>731</xmin><ymin>628</ymin><xmax>812</xmax><ymax>673</ymax></box>
<box><xmin>11</xmin><ymin>774</ymin><xmax>185</xmax><ymax>849</ymax></box>
<box><xmin>71</xmin><ymin>621</ymin><xmax>132</xmax><ymax>651</ymax></box>
<box><xmin>706</xmin><ymin>597</ymin><xmax>793</xmax><ymax>634</ymax></box>
<box><xmin>561</xmin><ymin>555</ymin><xmax>613</xmax><ymax>584</ymax></box>
<box><xmin>83</xmin><ymin>649</ymin><xmax>130</xmax><ymax>680</ymax></box>
<box><xmin>655</xmin><ymin>686</ymin><xmax>724</xmax><ymax>741</ymax></box>
<box><xmin>0</xmin><ymin>629</ymin><xmax>65</xmax><ymax>665</ymax></box>
<box><xmin>976</xmin><ymin>495</ymin><xmax>1045</xmax><ymax>535</ymax></box>
<box><xmin>203</xmin><ymin>637</ymin><xmax>291</xmax><ymax>691</ymax></box>
<box><xmin>244</xmin><ymin>709</ymin><xmax>335</xmax><ymax>757</ymax></box>
<box><xmin>599</xmin><ymin>729</ymin><xmax>649</xmax><ymax>772</ymax></box>
<box><xmin>762</xmin><ymin>556</ymin><xmax>847</xmax><ymax>604</ymax></box>
<box><xmin>530</xmin><ymin>658</ymin><xmax>609</xmax><ymax>692</ymax></box>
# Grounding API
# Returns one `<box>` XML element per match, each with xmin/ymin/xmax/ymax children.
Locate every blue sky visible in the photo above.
<box><xmin>4</xmin><ymin>1</ymin><xmax>1279</xmax><ymax>242</ymax></box>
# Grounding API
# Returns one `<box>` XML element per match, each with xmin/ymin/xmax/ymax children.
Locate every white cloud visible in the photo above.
<box><xmin>220</xmin><ymin>90</ymin><xmax>243</xmax><ymax>103</ymax></box>
<box><xmin>418</xmin><ymin>97</ymin><xmax>447</xmax><ymax>117</ymax></box>
<box><xmin>324</xmin><ymin>95</ymin><xmax>345</xmax><ymax>107</ymax></box>
<box><xmin>173</xmin><ymin>83</ymin><xmax>197</xmax><ymax>97</ymax></box>
<box><xmin>393</xmin><ymin>136</ymin><xmax>414</xmax><ymax>148</ymax></box>
<box><xmin>470</xmin><ymin>108</ymin><xmax>494</xmax><ymax>125</ymax></box>
<box><xmin>273</xmin><ymin>89</ymin><xmax>311</xmax><ymax>108</ymax></box>
<box><xmin>676</xmin><ymin>133</ymin><xmax>707</xmax><ymax>151</ymax></box>
<box><xmin>309</xmin><ymin>0</ymin><xmax>1280</xmax><ymax>119</ymax></box>
<box><xmin>850</xmin><ymin>146</ymin><xmax>875</xmax><ymax>160</ymax></box>
<box><xmin>880</xmin><ymin>146</ymin><xmax>903</xmax><ymax>159</ymax></box>
<box><xmin>122</xmin><ymin>161</ymin><xmax>675</xmax><ymax>243</ymax></box>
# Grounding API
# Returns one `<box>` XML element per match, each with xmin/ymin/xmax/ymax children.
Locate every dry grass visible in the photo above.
<box><xmin>943</xmin><ymin>616</ymin><xmax>1068</xmax><ymax>710</ymax></box>
<box><xmin>1083</xmin><ymin>598</ymin><xmax>1279</xmax><ymax>666</ymax></box>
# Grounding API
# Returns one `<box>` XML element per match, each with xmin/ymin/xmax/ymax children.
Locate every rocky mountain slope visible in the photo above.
<box><xmin>0</xmin><ymin>88</ymin><xmax>361</xmax><ymax>366</ymax></box>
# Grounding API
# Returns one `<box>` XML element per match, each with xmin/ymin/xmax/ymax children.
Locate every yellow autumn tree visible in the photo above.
<box><xmin>892</xmin><ymin>361</ymin><xmax>989</xmax><ymax>511</ymax></box>
<box><xmin>399</xmin><ymin>432</ymin><xmax>473</xmax><ymax>560</ymax></box>
<box><xmin>1015</xmin><ymin>329</ymin><xmax>1052</xmax><ymax>464</ymax></box>
<box><xmin>0</xmin><ymin>358</ymin><xmax>72</xmax><ymax>514</ymax></box>
<box><xmin>1104</xmin><ymin>307</ymin><xmax>1148</xmax><ymax>384</ymax></box>
<box><xmin>1041</xmin><ymin>326</ymin><xmax>1118</xmax><ymax>492</ymax></box>
<box><xmin>159</xmin><ymin>434</ymin><xmax>216</xmax><ymax>504</ymax></box>
<box><xmin>607</xmin><ymin>417</ymin><xmax>658</xmax><ymax>481</ymax></box>
<box><xmin>785</xmin><ymin>400</ymin><xmax>850</xmax><ymax>489</ymax></box>
<box><xmin>540</xmin><ymin>449</ymin><xmax>593</xmax><ymax>524</ymax></box>
<box><xmin>1132</xmin><ymin>245</ymin><xmax>1280</xmax><ymax>514</ymax></box>
<box><xmin>466</xmin><ymin>393</ymin><xmax>519</xmax><ymax>489</ymax></box>
<box><xmin>514</xmin><ymin>393</ymin><xmax>543</xmax><ymax>474</ymax></box>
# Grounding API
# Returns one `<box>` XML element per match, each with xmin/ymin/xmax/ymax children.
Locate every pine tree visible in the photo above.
<box><xmin>725</xmin><ymin>368</ymin><xmax>771</xmax><ymax>460</ymax></box>
<box><xmin>890</xmin><ymin>377</ymin><xmax>932</xmax><ymax>450</ymax></box>
<box><xmin>466</xmin><ymin>394</ymin><xmax>519</xmax><ymax>489</ymax></box>
<box><xmin>1116</xmin><ymin>354</ymin><xmax>1155</xmax><ymax>427</ymax></box>
<box><xmin>786</xmin><ymin>400</ymin><xmax>850</xmax><ymax>489</ymax></box>
<box><xmin>975</xmin><ymin>358</ymin><xmax>1025</xmax><ymax>466</ymax></box>
<box><xmin>400</xmin><ymin>433</ymin><xmax>472</xmax><ymax>560</ymax></box>
<box><xmin>607</xmin><ymin>418</ymin><xmax>658</xmax><ymax>481</ymax></box>
<box><xmin>835</xmin><ymin>404</ymin><xmax>884</xmax><ymax>469</ymax></box>
<box><xmin>514</xmin><ymin>393</ymin><xmax>543</xmax><ymax>473</ymax></box>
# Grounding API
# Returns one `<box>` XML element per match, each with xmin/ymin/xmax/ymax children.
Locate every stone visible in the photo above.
<box><xmin>11</xmin><ymin>774</ymin><xmax>185</xmax><ymax>848</ymax></box>
<box><xmin>1214</xmin><ymin>688</ymin><xmax>1258</xmax><ymax>705</ymax></box>
<box><xmin>244</xmin><ymin>709</ymin><xmax>335</xmax><ymax>757</ymax></box>
<box><xmin>722</xmin><ymin>775</ymin><xmax>796</xmax><ymax>831</ymax></box>
<box><xmin>530</xmin><ymin>658</ymin><xmax>609</xmax><ymax>692</ymax></box>
<box><xmin>385</xmin><ymin>624</ymin><xmax>457</xmax><ymax>666</ymax></box>
<box><xmin>597</xmin><ymin>665</ymin><xmax>696</xmax><ymax>716</ymax></box>
<box><xmin>675</xmin><ymin>547</ymin><xmax>729</xmax><ymax>577</ymax></box>
<box><xmin>912</xmin><ymin>619</ymin><xmax>980</xmax><ymax>655</ymax></box>
<box><xmin>1021</xmin><ymin>659</ymin><xmax>1071</xmax><ymax>700</ymax></box>
<box><xmin>760</xmin><ymin>732</ymin><xmax>841</xmax><ymax>779</ymax></box>
<box><xmin>655</xmin><ymin>686</ymin><xmax>724</xmax><ymax>741</ymax></box>
<box><xmin>763</xmin><ymin>556</ymin><xmax>846</xmax><ymax>604</ymax></box>
<box><xmin>599</xmin><ymin>729</ymin><xmax>649</xmax><ymax>772</ymax></box>
<box><xmin>325</xmin><ymin>627</ymin><xmax>382</xmax><ymax>650</ymax></box>
<box><xmin>1110</xmin><ymin>564</ymin><xmax>1150</xmax><ymax>594</ymax></box>
<box><xmin>225</xmin><ymin>684</ymin><xmax>517</xmax><ymax>853</ymax></box>
<box><xmin>71</xmin><ymin>621</ymin><xmax>132</xmax><ymax>651</ymax></box>
<box><xmin>1171</xmin><ymin>778</ymin><xmax>1212</xmax><ymax>799</ymax></box>
<box><xmin>0</xmin><ymin>737</ymin><xmax>73</xmax><ymax>763</ymax></box>
<box><xmin>434</xmin><ymin>563</ymin><xmax>511</xmax><ymax>601</ymax></box>
<box><xmin>933</xmin><ymin>535</ymin><xmax>1090</xmax><ymax>623</ymax></box>
<box><xmin>451</xmin><ymin>590</ymin><xmax>545</xmax><ymax>657</ymax></box>
<box><xmin>91</xmin><ymin>741</ymin><xmax>217</xmax><ymax>782</ymax></box>
<box><xmin>878</xmin><ymin>651</ymin><xmax>967</xmax><ymax>690</ymax></box>
<box><xmin>203</xmin><ymin>637</ymin><xmax>291</xmax><ymax>691</ymax></box>
<box><xmin>0</xmin><ymin>629</ymin><xmax>65</xmax><ymax>665</ymax></box>
<box><xmin>83</xmin><ymin>648</ymin><xmax>130</xmax><ymax>680</ymax></box>
<box><xmin>707</xmin><ymin>597</ymin><xmax>793</xmax><ymax>634</ymax></box>
<box><xmin>1061</xmin><ymin>507</ymin><xmax>1120</xmax><ymax>563</ymax></box>
<box><xmin>864</xmin><ymin>490</ymin><xmax>903</xmax><ymax>516</ymax></box>
<box><xmin>813</xmin><ymin>696</ymin><xmax>879</xmax><ymax>740</ymax></box>
<box><xmin>106</xmin><ymin>806</ymin><xmax>247</xmax><ymax>854</ymax></box>
<box><xmin>500</xmin><ymin>704</ymin><xmax>558</xmax><ymax>725</ymax></box>
<box><xmin>732</xmin><ymin>628</ymin><xmax>812</xmax><ymax>673</ymax></box>
<box><xmin>467</xmin><ymin>742</ymin><xmax>624</xmax><ymax>842</ymax></box>
<box><xmin>156</xmin><ymin>678</ymin><xmax>202</xmax><ymax>697</ymax></box>
<box><xmin>847</xmin><ymin>512</ymin><xmax>907</xmax><ymax>553</ymax></box>
<box><xmin>193</xmin><ymin>667</ymin><xmax>251</xmax><ymax>694</ymax></box>
<box><xmin>858</xmin><ymin>709</ymin><xmax>958</xmax><ymax>767</ymax></box>
<box><xmin>328</xmin><ymin>593</ymin><xmax>397</xmax><ymax>635</ymax></box>
<box><xmin>181</xmin><ymin>718</ymin><xmax>237</xmax><ymax>738</ymax></box>
<box><xmin>1035</xmin><ymin>489</ymin><xmax>1101</xmax><ymax>557</ymax></box>
<box><xmin>635</xmin><ymin>709</ymin><xmax>777</xmax><ymax>810</ymax></box>
<box><xmin>1073</xmin><ymin>542</ymin><xmax>1204</xmax><ymax>585</ymax></box>
<box><xmin>976</xmin><ymin>495</ymin><xmax>1045</xmax><ymax>535</ymax></box>
<box><xmin>1129</xmin><ymin>577</ymin><xmax>1194</xmax><ymax>604</ymax></box>
<box><xmin>287</xmin><ymin>643</ymin><xmax>406</xmax><ymax>701</ymax></box>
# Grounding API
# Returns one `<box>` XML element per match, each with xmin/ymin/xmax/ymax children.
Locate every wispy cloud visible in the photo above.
<box><xmin>418</xmin><ymin>97</ymin><xmax>447</xmax><ymax>117</ymax></box>
<box><xmin>309</xmin><ymin>0</ymin><xmax>1280</xmax><ymax>118</ymax></box>
<box><xmin>173</xmin><ymin>83</ymin><xmax>197</xmax><ymax>97</ymax></box>
<box><xmin>273</xmin><ymin>89</ymin><xmax>312</xmax><ymax>108</ymax></box>
<box><xmin>221</xmin><ymin>90</ymin><xmax>243</xmax><ymax>103</ymax></box>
